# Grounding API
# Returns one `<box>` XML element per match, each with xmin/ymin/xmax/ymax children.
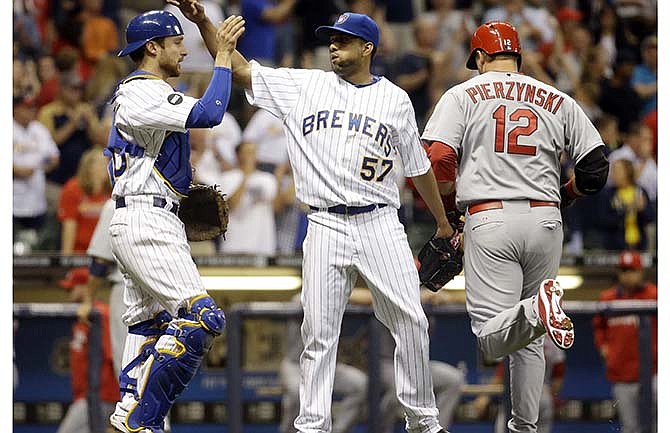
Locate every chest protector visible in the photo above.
<box><xmin>106</xmin><ymin>70</ymin><xmax>192</xmax><ymax>197</ymax></box>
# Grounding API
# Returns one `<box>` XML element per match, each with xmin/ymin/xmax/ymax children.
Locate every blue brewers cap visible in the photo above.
<box><xmin>315</xmin><ymin>12</ymin><xmax>379</xmax><ymax>48</ymax></box>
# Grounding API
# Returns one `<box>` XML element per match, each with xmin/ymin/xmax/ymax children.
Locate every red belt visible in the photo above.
<box><xmin>467</xmin><ymin>200</ymin><xmax>558</xmax><ymax>215</ymax></box>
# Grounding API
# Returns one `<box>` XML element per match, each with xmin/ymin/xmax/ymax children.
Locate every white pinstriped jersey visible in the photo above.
<box><xmin>245</xmin><ymin>60</ymin><xmax>431</xmax><ymax>209</ymax></box>
<box><xmin>422</xmin><ymin>71</ymin><xmax>603</xmax><ymax>211</ymax></box>
<box><xmin>87</xmin><ymin>199</ymin><xmax>123</xmax><ymax>283</ymax></box>
<box><xmin>110</xmin><ymin>75</ymin><xmax>198</xmax><ymax>201</ymax></box>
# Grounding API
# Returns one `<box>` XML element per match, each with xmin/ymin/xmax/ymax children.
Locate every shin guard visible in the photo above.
<box><xmin>125</xmin><ymin>296</ymin><xmax>225</xmax><ymax>431</ymax></box>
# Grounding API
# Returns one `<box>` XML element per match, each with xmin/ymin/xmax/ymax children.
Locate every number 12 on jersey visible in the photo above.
<box><xmin>492</xmin><ymin>105</ymin><xmax>538</xmax><ymax>156</ymax></box>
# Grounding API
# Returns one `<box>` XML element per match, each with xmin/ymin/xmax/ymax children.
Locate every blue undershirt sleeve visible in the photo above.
<box><xmin>185</xmin><ymin>66</ymin><xmax>232</xmax><ymax>128</ymax></box>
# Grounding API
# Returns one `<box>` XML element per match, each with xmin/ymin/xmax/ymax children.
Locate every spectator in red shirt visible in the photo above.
<box><xmin>642</xmin><ymin>110</ymin><xmax>657</xmax><ymax>162</ymax></box>
<box><xmin>593</xmin><ymin>250</ymin><xmax>657</xmax><ymax>433</ymax></box>
<box><xmin>58</xmin><ymin>148</ymin><xmax>111</xmax><ymax>253</ymax></box>
<box><xmin>35</xmin><ymin>54</ymin><xmax>60</xmax><ymax>109</ymax></box>
<box><xmin>56</xmin><ymin>267</ymin><xmax>118</xmax><ymax>433</ymax></box>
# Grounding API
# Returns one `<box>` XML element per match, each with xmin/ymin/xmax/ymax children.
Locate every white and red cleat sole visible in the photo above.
<box><xmin>537</xmin><ymin>279</ymin><xmax>574</xmax><ymax>349</ymax></box>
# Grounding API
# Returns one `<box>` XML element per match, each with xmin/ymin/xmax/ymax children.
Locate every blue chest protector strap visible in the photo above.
<box><xmin>106</xmin><ymin>70</ymin><xmax>193</xmax><ymax>196</ymax></box>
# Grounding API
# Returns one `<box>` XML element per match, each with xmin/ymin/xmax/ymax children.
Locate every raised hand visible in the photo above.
<box><xmin>166</xmin><ymin>0</ymin><xmax>206</xmax><ymax>24</ymax></box>
<box><xmin>216</xmin><ymin>15</ymin><xmax>245</xmax><ymax>54</ymax></box>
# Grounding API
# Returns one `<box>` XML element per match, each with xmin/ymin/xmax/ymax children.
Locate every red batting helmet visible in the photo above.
<box><xmin>466</xmin><ymin>21</ymin><xmax>522</xmax><ymax>70</ymax></box>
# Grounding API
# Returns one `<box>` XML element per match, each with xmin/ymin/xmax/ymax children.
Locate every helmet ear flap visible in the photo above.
<box><xmin>466</xmin><ymin>48</ymin><xmax>481</xmax><ymax>70</ymax></box>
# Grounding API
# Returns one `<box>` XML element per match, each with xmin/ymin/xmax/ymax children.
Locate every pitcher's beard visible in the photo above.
<box><xmin>331</xmin><ymin>59</ymin><xmax>356</xmax><ymax>77</ymax></box>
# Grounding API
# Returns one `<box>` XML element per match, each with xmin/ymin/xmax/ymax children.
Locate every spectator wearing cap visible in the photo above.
<box><xmin>592</xmin><ymin>251</ymin><xmax>657</xmax><ymax>433</ymax></box>
<box><xmin>13</xmin><ymin>96</ymin><xmax>60</xmax><ymax>247</ymax></box>
<box><xmin>631</xmin><ymin>35</ymin><xmax>657</xmax><ymax>116</ymax></box>
<box><xmin>56</xmin><ymin>267</ymin><xmax>118</xmax><ymax>433</ymax></box>
<box><xmin>38</xmin><ymin>72</ymin><xmax>100</xmax><ymax>214</ymax></box>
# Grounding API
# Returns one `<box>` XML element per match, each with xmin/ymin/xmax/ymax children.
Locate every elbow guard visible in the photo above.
<box><xmin>574</xmin><ymin>146</ymin><xmax>609</xmax><ymax>195</ymax></box>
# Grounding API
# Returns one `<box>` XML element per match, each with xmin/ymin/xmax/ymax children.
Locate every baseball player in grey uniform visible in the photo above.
<box><xmin>280</xmin><ymin>295</ymin><xmax>367</xmax><ymax>433</ymax></box>
<box><xmin>537</xmin><ymin>338</ymin><xmax>565</xmax><ymax>433</ymax></box>
<box><xmin>170</xmin><ymin>3</ymin><xmax>454</xmax><ymax>433</ymax></box>
<box><xmin>106</xmin><ymin>10</ymin><xmax>244</xmax><ymax>433</ymax></box>
<box><xmin>474</xmin><ymin>337</ymin><xmax>565</xmax><ymax>433</ymax></box>
<box><xmin>421</xmin><ymin>22</ymin><xmax>609</xmax><ymax>433</ymax></box>
<box><xmin>80</xmin><ymin>199</ymin><xmax>126</xmax><ymax>376</ymax></box>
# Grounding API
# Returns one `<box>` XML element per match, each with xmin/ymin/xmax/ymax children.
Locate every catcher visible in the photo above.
<box><xmin>105</xmin><ymin>11</ymin><xmax>242</xmax><ymax>433</ymax></box>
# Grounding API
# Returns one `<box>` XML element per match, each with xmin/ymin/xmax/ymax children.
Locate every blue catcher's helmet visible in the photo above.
<box><xmin>118</xmin><ymin>10</ymin><xmax>184</xmax><ymax>57</ymax></box>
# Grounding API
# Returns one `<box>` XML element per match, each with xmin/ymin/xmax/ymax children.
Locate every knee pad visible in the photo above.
<box><xmin>179</xmin><ymin>294</ymin><xmax>226</xmax><ymax>335</ymax></box>
<box><xmin>125</xmin><ymin>297</ymin><xmax>224</xmax><ymax>431</ymax></box>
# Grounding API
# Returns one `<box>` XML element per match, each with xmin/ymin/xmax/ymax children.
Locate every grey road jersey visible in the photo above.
<box><xmin>422</xmin><ymin>71</ymin><xmax>603</xmax><ymax>211</ymax></box>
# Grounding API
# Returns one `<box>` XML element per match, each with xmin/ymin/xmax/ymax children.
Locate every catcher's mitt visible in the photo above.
<box><xmin>418</xmin><ymin>233</ymin><xmax>463</xmax><ymax>292</ymax></box>
<box><xmin>178</xmin><ymin>184</ymin><xmax>229</xmax><ymax>241</ymax></box>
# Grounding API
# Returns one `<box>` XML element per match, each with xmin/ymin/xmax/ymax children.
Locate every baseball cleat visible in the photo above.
<box><xmin>537</xmin><ymin>279</ymin><xmax>574</xmax><ymax>349</ymax></box>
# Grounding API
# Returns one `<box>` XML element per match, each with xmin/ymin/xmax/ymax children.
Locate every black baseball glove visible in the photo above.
<box><xmin>446</xmin><ymin>210</ymin><xmax>465</xmax><ymax>232</ymax></box>
<box><xmin>178</xmin><ymin>184</ymin><xmax>229</xmax><ymax>241</ymax></box>
<box><xmin>418</xmin><ymin>233</ymin><xmax>463</xmax><ymax>292</ymax></box>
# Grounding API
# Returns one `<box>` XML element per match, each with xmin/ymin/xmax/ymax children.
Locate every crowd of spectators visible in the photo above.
<box><xmin>13</xmin><ymin>0</ymin><xmax>658</xmax><ymax>257</ymax></box>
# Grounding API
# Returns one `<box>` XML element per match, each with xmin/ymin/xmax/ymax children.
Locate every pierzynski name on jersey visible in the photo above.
<box><xmin>302</xmin><ymin>109</ymin><xmax>393</xmax><ymax>157</ymax></box>
<box><xmin>464</xmin><ymin>81</ymin><xmax>565</xmax><ymax>115</ymax></box>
